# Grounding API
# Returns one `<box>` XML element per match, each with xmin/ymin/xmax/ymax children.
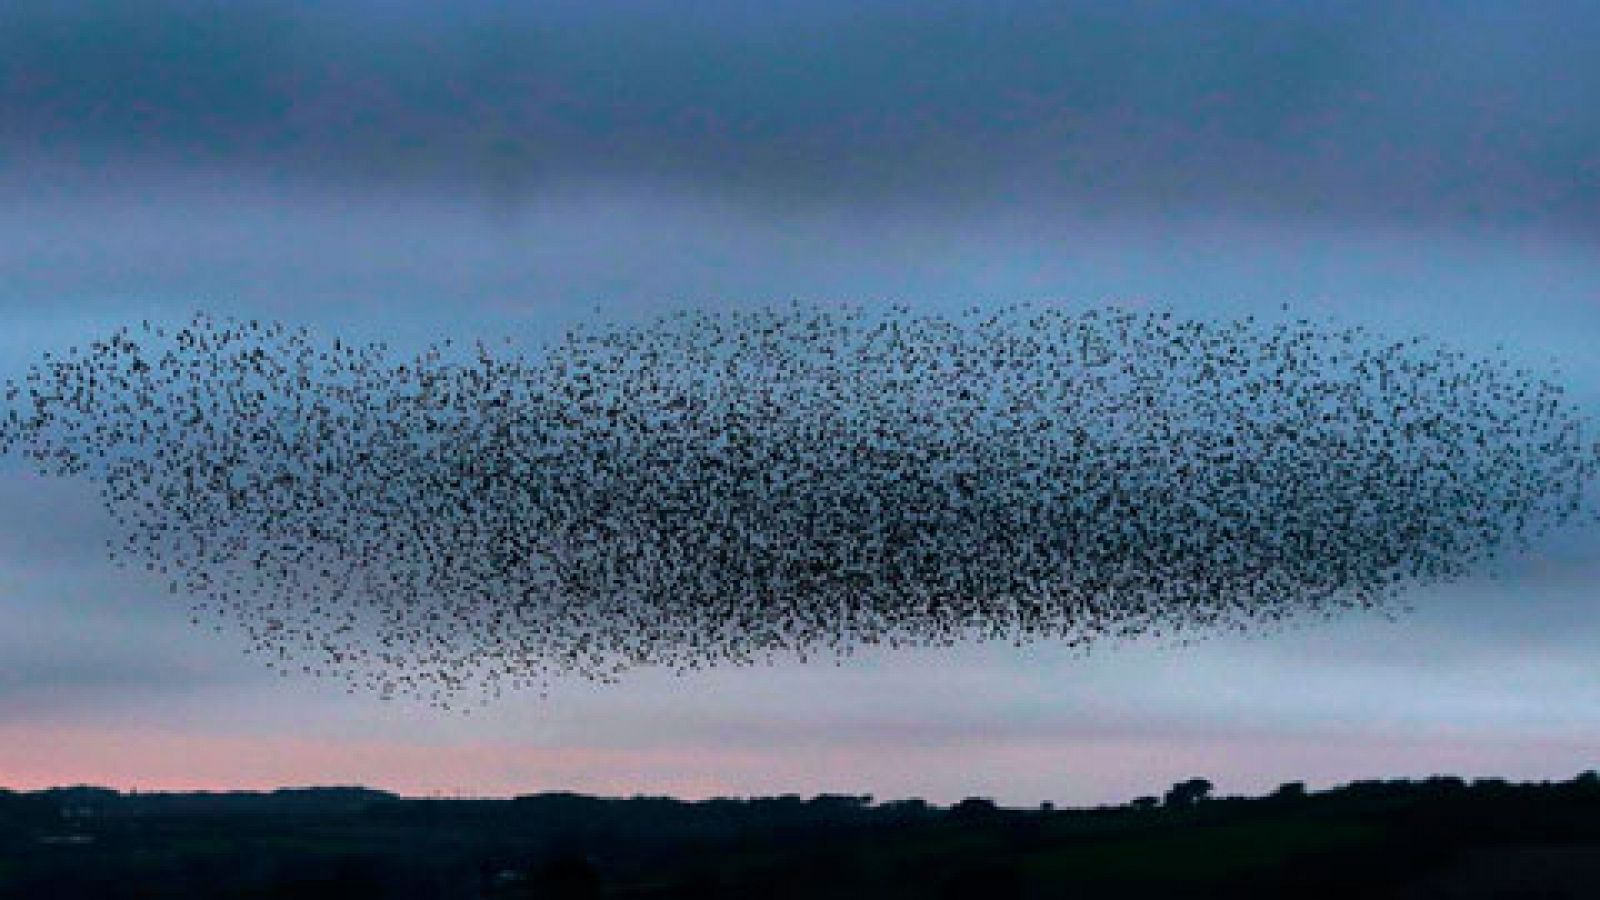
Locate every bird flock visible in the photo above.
<box><xmin>2</xmin><ymin>303</ymin><xmax>1596</xmax><ymax>707</ymax></box>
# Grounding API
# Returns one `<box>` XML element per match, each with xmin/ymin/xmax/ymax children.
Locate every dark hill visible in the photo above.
<box><xmin>2</xmin><ymin>771</ymin><xmax>1597</xmax><ymax>898</ymax></box>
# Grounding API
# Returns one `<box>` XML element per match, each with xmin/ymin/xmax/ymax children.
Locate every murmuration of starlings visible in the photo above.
<box><xmin>4</xmin><ymin>303</ymin><xmax>1597</xmax><ymax>709</ymax></box>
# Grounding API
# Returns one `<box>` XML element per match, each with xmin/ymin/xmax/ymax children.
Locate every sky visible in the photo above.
<box><xmin>0</xmin><ymin>0</ymin><xmax>1597</xmax><ymax>806</ymax></box>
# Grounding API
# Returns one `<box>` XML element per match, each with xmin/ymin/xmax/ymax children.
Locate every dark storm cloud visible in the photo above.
<box><xmin>2</xmin><ymin>0</ymin><xmax>1596</xmax><ymax>230</ymax></box>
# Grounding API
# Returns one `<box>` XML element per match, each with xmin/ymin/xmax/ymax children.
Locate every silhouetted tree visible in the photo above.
<box><xmin>1130</xmin><ymin>795</ymin><xmax>1159</xmax><ymax>810</ymax></box>
<box><xmin>807</xmin><ymin>793</ymin><xmax>873</xmax><ymax>816</ymax></box>
<box><xmin>1164</xmin><ymin>778</ymin><xmax>1213</xmax><ymax>808</ymax></box>
<box><xmin>1272</xmin><ymin>781</ymin><xmax>1307</xmax><ymax>800</ymax></box>
<box><xmin>1421</xmin><ymin>775</ymin><xmax>1467</xmax><ymax>793</ymax></box>
<box><xmin>882</xmin><ymin>797</ymin><xmax>931</xmax><ymax>821</ymax></box>
<box><xmin>950</xmin><ymin>796</ymin><xmax>999</xmax><ymax>822</ymax></box>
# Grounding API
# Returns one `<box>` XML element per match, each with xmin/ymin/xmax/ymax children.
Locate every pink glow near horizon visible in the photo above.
<box><xmin>4</xmin><ymin>724</ymin><xmax>1595</xmax><ymax>806</ymax></box>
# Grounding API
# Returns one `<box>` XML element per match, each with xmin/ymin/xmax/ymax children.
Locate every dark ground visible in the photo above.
<box><xmin>3</xmin><ymin>772</ymin><xmax>1598</xmax><ymax>898</ymax></box>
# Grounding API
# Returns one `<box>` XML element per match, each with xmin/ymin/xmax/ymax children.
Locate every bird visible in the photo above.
<box><xmin>0</xmin><ymin>301</ymin><xmax>1595</xmax><ymax>708</ymax></box>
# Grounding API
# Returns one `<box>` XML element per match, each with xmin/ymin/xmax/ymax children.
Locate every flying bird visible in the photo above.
<box><xmin>2</xmin><ymin>303</ymin><xmax>1596</xmax><ymax>707</ymax></box>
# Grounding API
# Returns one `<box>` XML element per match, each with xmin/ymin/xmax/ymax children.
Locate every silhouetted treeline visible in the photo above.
<box><xmin>2</xmin><ymin>771</ymin><xmax>1598</xmax><ymax>898</ymax></box>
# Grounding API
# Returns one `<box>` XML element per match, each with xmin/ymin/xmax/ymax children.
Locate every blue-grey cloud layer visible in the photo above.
<box><xmin>3</xmin><ymin>0</ymin><xmax>1596</xmax><ymax>230</ymax></box>
<box><xmin>2</xmin><ymin>1</ymin><xmax>1598</xmax><ymax>802</ymax></box>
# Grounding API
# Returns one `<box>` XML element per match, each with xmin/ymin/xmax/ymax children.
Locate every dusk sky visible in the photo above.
<box><xmin>1</xmin><ymin>0</ymin><xmax>1597</xmax><ymax>807</ymax></box>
